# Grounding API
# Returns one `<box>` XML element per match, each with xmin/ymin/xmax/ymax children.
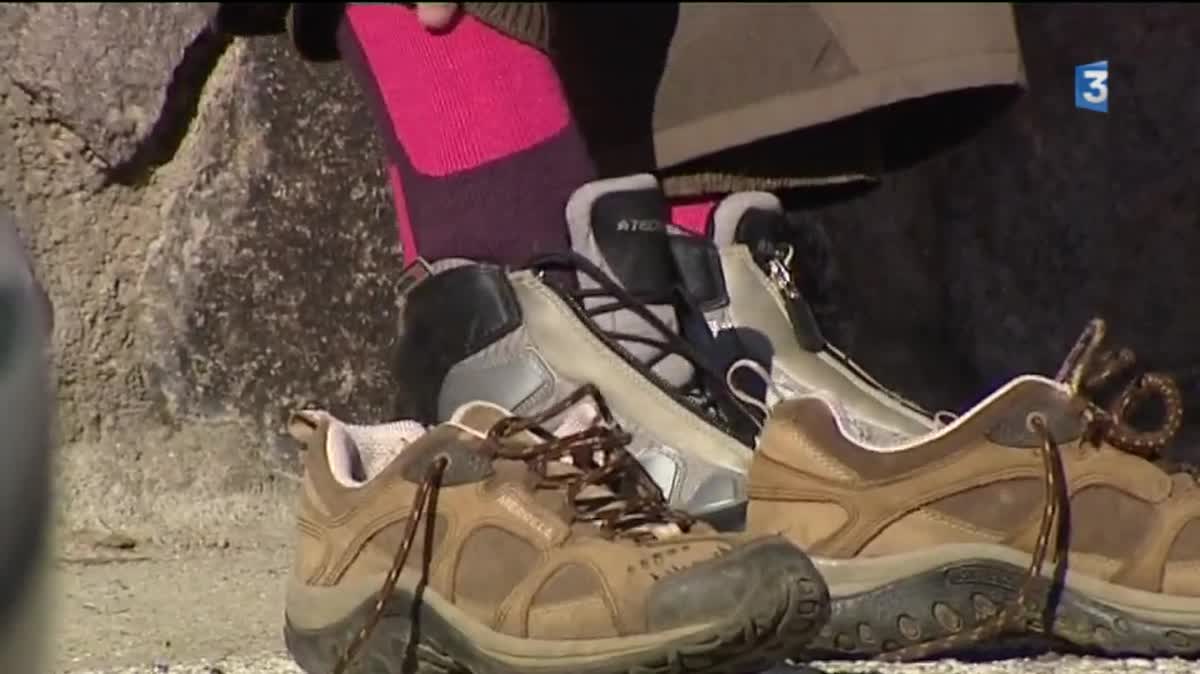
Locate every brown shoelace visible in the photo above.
<box><xmin>880</xmin><ymin>318</ymin><xmax>1184</xmax><ymax>662</ymax></box>
<box><xmin>485</xmin><ymin>385</ymin><xmax>695</xmax><ymax>539</ymax></box>
<box><xmin>333</xmin><ymin>384</ymin><xmax>692</xmax><ymax>673</ymax></box>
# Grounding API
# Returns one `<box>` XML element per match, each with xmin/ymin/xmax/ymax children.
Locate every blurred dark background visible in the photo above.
<box><xmin>770</xmin><ymin>4</ymin><xmax>1200</xmax><ymax>458</ymax></box>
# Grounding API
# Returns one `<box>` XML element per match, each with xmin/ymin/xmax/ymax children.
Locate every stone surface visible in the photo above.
<box><xmin>0</xmin><ymin>3</ymin><xmax>216</xmax><ymax>170</ymax></box>
<box><xmin>1</xmin><ymin>3</ymin><xmax>400</xmax><ymax>540</ymax></box>
<box><xmin>139</xmin><ymin>35</ymin><xmax>402</xmax><ymax>451</ymax></box>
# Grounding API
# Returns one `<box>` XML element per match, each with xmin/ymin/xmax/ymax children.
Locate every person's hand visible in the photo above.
<box><xmin>415</xmin><ymin>3</ymin><xmax>460</xmax><ymax>30</ymax></box>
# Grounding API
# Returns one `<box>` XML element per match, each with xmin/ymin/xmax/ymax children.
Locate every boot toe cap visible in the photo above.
<box><xmin>646</xmin><ymin>535</ymin><xmax>826</xmax><ymax>632</ymax></box>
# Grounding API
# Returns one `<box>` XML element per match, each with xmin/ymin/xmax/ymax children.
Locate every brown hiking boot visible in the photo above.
<box><xmin>283</xmin><ymin>386</ymin><xmax>828</xmax><ymax>674</ymax></box>
<box><xmin>747</xmin><ymin>319</ymin><xmax>1200</xmax><ymax>660</ymax></box>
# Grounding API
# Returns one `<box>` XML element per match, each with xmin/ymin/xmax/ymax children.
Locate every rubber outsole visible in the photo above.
<box><xmin>800</xmin><ymin>559</ymin><xmax>1200</xmax><ymax>660</ymax></box>
<box><xmin>284</xmin><ymin>566</ymin><xmax>828</xmax><ymax>674</ymax></box>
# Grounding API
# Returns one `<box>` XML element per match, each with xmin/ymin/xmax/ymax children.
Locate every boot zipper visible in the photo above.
<box><xmin>760</xmin><ymin>243</ymin><xmax>826</xmax><ymax>353</ymax></box>
<box><xmin>766</xmin><ymin>244</ymin><xmax>800</xmax><ymax>301</ymax></box>
<box><xmin>760</xmin><ymin>243</ymin><xmax>935</xmax><ymax>422</ymax></box>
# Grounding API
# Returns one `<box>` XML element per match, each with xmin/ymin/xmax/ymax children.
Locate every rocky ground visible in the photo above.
<box><xmin>53</xmin><ymin>533</ymin><xmax>1195</xmax><ymax>674</ymax></box>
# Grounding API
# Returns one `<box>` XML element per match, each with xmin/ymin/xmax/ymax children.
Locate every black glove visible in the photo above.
<box><xmin>210</xmin><ymin>3</ymin><xmax>346</xmax><ymax>62</ymax></box>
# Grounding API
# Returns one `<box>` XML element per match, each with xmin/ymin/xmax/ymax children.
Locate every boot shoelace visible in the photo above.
<box><xmin>333</xmin><ymin>383</ymin><xmax>694</xmax><ymax>674</ymax></box>
<box><xmin>524</xmin><ymin>251</ymin><xmax>762</xmax><ymax>437</ymax></box>
<box><xmin>878</xmin><ymin>317</ymin><xmax>1185</xmax><ymax>662</ymax></box>
<box><xmin>724</xmin><ymin>357</ymin><xmax>958</xmax><ymax>443</ymax></box>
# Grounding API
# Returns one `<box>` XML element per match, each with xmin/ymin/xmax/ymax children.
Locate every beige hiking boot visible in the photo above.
<box><xmin>283</xmin><ymin>385</ymin><xmax>829</xmax><ymax>674</ymax></box>
<box><xmin>692</xmin><ymin>191</ymin><xmax>937</xmax><ymax>446</ymax></box>
<box><xmin>747</xmin><ymin>319</ymin><xmax>1200</xmax><ymax>660</ymax></box>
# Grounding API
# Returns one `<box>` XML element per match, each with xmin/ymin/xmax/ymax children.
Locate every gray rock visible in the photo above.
<box><xmin>140</xmin><ymin>35</ymin><xmax>402</xmax><ymax>453</ymax></box>
<box><xmin>1</xmin><ymin>3</ymin><xmax>399</xmax><ymax>541</ymax></box>
<box><xmin>4</xmin><ymin>20</ymin><xmax>400</xmax><ymax>448</ymax></box>
<box><xmin>0</xmin><ymin>2</ymin><xmax>215</xmax><ymax>169</ymax></box>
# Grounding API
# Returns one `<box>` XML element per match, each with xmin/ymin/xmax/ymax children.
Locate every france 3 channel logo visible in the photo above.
<box><xmin>1075</xmin><ymin>60</ymin><xmax>1109</xmax><ymax>113</ymax></box>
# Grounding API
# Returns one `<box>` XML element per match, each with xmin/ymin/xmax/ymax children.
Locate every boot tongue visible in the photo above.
<box><xmin>566</xmin><ymin>174</ymin><xmax>694</xmax><ymax>387</ymax></box>
<box><xmin>447</xmin><ymin>401</ymin><xmax>673</xmax><ymax>539</ymax></box>
<box><xmin>568</xmin><ymin>173</ymin><xmax>677</xmax><ymax>295</ymax></box>
<box><xmin>447</xmin><ymin>401</ymin><xmax>582</xmax><ymax>521</ymax></box>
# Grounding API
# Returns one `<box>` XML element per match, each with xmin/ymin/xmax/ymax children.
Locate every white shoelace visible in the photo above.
<box><xmin>723</xmin><ymin>357</ymin><xmax>957</xmax><ymax>446</ymax></box>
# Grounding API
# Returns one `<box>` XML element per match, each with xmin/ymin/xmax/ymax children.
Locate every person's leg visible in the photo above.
<box><xmin>336</xmin><ymin>4</ymin><xmax>596</xmax><ymax>266</ymax></box>
<box><xmin>0</xmin><ymin>210</ymin><xmax>53</xmax><ymax>674</ymax></box>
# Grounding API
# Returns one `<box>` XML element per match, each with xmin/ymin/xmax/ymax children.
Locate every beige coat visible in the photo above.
<box><xmin>466</xmin><ymin>2</ymin><xmax>1026</xmax><ymax>195</ymax></box>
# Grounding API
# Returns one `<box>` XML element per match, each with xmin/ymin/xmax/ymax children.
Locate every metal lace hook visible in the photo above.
<box><xmin>1055</xmin><ymin>318</ymin><xmax>1107</xmax><ymax>394</ymax></box>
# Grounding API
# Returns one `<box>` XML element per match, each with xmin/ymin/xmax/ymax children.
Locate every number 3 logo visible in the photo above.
<box><xmin>1082</xmin><ymin>69</ymin><xmax>1109</xmax><ymax>104</ymax></box>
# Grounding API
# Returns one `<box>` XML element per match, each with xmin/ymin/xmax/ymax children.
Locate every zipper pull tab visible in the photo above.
<box><xmin>766</xmin><ymin>243</ymin><xmax>800</xmax><ymax>300</ymax></box>
<box><xmin>759</xmin><ymin>242</ymin><xmax>826</xmax><ymax>352</ymax></box>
